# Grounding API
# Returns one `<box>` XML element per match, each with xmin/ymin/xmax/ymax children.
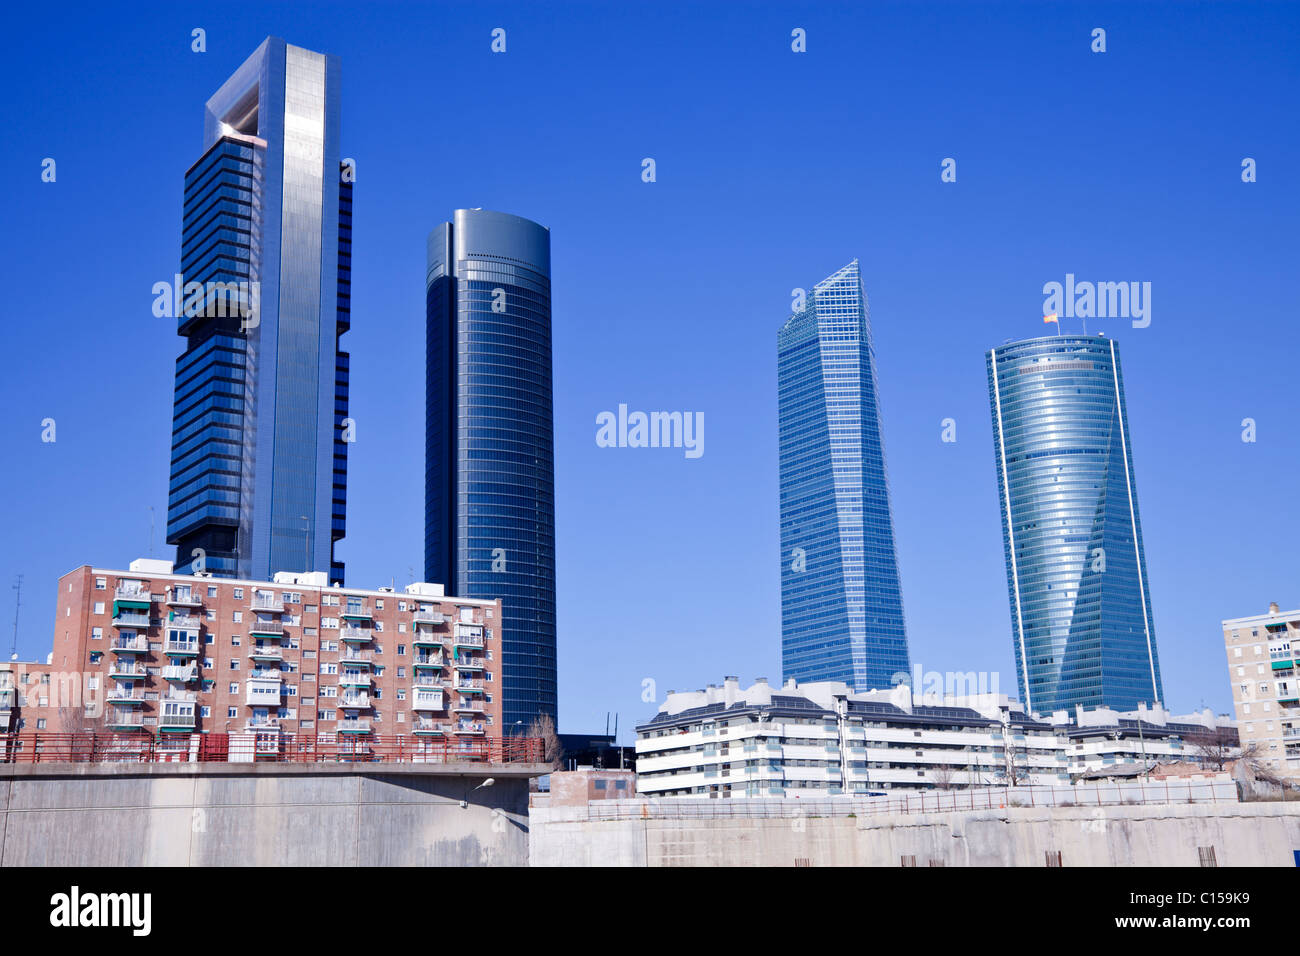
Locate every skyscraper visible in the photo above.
<box><xmin>425</xmin><ymin>209</ymin><xmax>556</xmax><ymax>727</ymax></box>
<box><xmin>778</xmin><ymin>260</ymin><xmax>910</xmax><ymax>691</ymax></box>
<box><xmin>166</xmin><ymin>38</ymin><xmax>350</xmax><ymax>583</ymax></box>
<box><xmin>986</xmin><ymin>334</ymin><xmax>1163</xmax><ymax>712</ymax></box>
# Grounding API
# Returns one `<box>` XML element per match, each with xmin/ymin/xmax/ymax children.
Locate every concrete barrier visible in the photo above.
<box><xmin>529</xmin><ymin>800</ymin><xmax>1300</xmax><ymax>866</ymax></box>
<box><xmin>0</xmin><ymin>762</ymin><xmax>546</xmax><ymax>866</ymax></box>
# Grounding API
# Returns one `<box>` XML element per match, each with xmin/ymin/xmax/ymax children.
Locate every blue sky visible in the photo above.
<box><xmin>2</xmin><ymin>1</ymin><xmax>1297</xmax><ymax>740</ymax></box>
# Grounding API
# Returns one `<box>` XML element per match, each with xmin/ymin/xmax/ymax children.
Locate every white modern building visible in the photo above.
<box><xmin>636</xmin><ymin>677</ymin><xmax>1234</xmax><ymax>797</ymax></box>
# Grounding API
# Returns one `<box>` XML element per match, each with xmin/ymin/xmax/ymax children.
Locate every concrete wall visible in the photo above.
<box><xmin>530</xmin><ymin>801</ymin><xmax>1300</xmax><ymax>867</ymax></box>
<box><xmin>0</xmin><ymin>763</ymin><xmax>539</xmax><ymax>866</ymax></box>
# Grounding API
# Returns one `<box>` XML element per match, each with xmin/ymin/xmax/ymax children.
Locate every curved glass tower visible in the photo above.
<box><xmin>778</xmin><ymin>260</ymin><xmax>910</xmax><ymax>691</ymax></box>
<box><xmin>425</xmin><ymin>210</ymin><xmax>556</xmax><ymax>727</ymax></box>
<box><xmin>986</xmin><ymin>334</ymin><xmax>1163</xmax><ymax>712</ymax></box>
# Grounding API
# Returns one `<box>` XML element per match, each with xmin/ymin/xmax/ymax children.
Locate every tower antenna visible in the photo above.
<box><xmin>10</xmin><ymin>575</ymin><xmax>22</xmax><ymax>660</ymax></box>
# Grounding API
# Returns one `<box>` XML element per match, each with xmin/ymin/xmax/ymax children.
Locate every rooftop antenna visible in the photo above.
<box><xmin>148</xmin><ymin>506</ymin><xmax>155</xmax><ymax>556</ymax></box>
<box><xmin>10</xmin><ymin>575</ymin><xmax>22</xmax><ymax>660</ymax></box>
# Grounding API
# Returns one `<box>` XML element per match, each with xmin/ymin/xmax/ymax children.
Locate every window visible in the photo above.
<box><xmin>230</xmin><ymin>660</ymin><xmax>240</xmax><ymax>670</ymax></box>
<box><xmin>233</xmin><ymin>588</ymin><xmax>244</xmax><ymax>599</ymax></box>
<box><xmin>229</xmin><ymin>683</ymin><xmax>239</xmax><ymax>694</ymax></box>
<box><xmin>91</xmin><ymin>627</ymin><xmax>103</xmax><ymax>641</ymax></box>
<box><xmin>228</xmin><ymin>707</ymin><xmax>237</xmax><ymax>718</ymax></box>
<box><xmin>95</xmin><ymin>577</ymin><xmax>106</xmax><ymax>590</ymax></box>
<box><xmin>396</xmin><ymin>689</ymin><xmax>406</xmax><ymax>700</ymax></box>
<box><xmin>207</xmin><ymin>586</ymin><xmax>217</xmax><ymax>597</ymax></box>
<box><xmin>397</xmin><ymin>644</ymin><xmax>406</xmax><ymax>656</ymax></box>
<box><xmin>233</xmin><ymin>611</ymin><xmax>242</xmax><ymax>623</ymax></box>
<box><xmin>36</xmin><ymin>719</ymin><xmax>47</xmax><ymax>729</ymax></box>
<box><xmin>231</xmin><ymin>636</ymin><xmax>241</xmax><ymax>646</ymax></box>
<box><xmin>200</xmin><ymin>706</ymin><xmax>211</xmax><ymax>718</ymax></box>
<box><xmin>93</xmin><ymin>602</ymin><xmax>105</xmax><ymax>615</ymax></box>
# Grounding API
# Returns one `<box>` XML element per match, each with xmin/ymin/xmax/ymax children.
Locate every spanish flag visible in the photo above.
<box><xmin>1043</xmin><ymin>312</ymin><xmax>1059</xmax><ymax>325</ymax></box>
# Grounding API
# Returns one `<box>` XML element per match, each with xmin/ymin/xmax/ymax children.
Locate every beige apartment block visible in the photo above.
<box><xmin>1222</xmin><ymin>601</ymin><xmax>1300</xmax><ymax>780</ymax></box>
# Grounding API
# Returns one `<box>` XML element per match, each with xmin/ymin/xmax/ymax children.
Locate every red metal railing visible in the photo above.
<box><xmin>0</xmin><ymin>732</ymin><xmax>545</xmax><ymax>765</ymax></box>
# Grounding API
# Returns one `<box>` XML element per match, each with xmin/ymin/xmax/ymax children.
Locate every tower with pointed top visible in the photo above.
<box><xmin>778</xmin><ymin>261</ymin><xmax>911</xmax><ymax>691</ymax></box>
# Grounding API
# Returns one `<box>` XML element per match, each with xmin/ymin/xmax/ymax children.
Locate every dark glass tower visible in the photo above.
<box><xmin>778</xmin><ymin>260</ymin><xmax>910</xmax><ymax>691</ymax></box>
<box><xmin>987</xmin><ymin>334</ymin><xmax>1163</xmax><ymax>712</ymax></box>
<box><xmin>166</xmin><ymin>38</ymin><xmax>350</xmax><ymax>583</ymax></box>
<box><xmin>425</xmin><ymin>210</ymin><xmax>556</xmax><ymax>727</ymax></box>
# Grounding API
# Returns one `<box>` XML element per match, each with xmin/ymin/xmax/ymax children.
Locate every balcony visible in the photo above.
<box><xmin>108</xmin><ymin>662</ymin><xmax>147</xmax><ymax>680</ymax></box>
<box><xmin>112</xmin><ymin>612</ymin><xmax>152</xmax><ymax>630</ymax></box>
<box><xmin>411</xmin><ymin>689</ymin><xmax>444</xmax><ymax>711</ymax></box>
<box><xmin>106</xmin><ymin>711</ymin><xmax>146</xmax><ymax>729</ymax></box>
<box><xmin>110</xmin><ymin>637</ymin><xmax>150</xmax><ymax>654</ymax></box>
<box><xmin>412</xmin><ymin>610</ymin><xmax>445</xmax><ymax>626</ymax></box>
<box><xmin>340</xmin><ymin>605</ymin><xmax>372</xmax><ymax>622</ymax></box>
<box><xmin>245</xmin><ymin>679</ymin><xmax>283</xmax><ymax>706</ymax></box>
<box><xmin>338</xmin><ymin>670</ymin><xmax>372</xmax><ymax>688</ymax></box>
<box><xmin>250</xmin><ymin>594</ymin><xmax>284</xmax><ymax>613</ymax></box>
<box><xmin>453</xmin><ymin>657</ymin><xmax>485</xmax><ymax>671</ymax></box>
<box><xmin>113</xmin><ymin>586</ymin><xmax>152</xmax><ymax>614</ymax></box>
<box><xmin>339</xmin><ymin>692</ymin><xmax>371</xmax><ymax>708</ymax></box>
<box><xmin>248</xmin><ymin>667</ymin><xmax>282</xmax><ymax>681</ymax></box>
<box><xmin>340</xmin><ymin>626</ymin><xmax>371</xmax><ymax>643</ymax></box>
<box><xmin>164</xmin><ymin>638</ymin><xmax>200</xmax><ymax>657</ymax></box>
<box><xmin>338</xmin><ymin>718</ymin><xmax>372</xmax><ymax>734</ymax></box>
<box><xmin>246</xmin><ymin>716</ymin><xmax>280</xmax><ymax>732</ymax></box>
<box><xmin>412</xmin><ymin>633</ymin><xmax>443</xmax><ymax>648</ymax></box>
<box><xmin>413</xmin><ymin>654</ymin><xmax>444</xmax><ymax>669</ymax></box>
<box><xmin>159</xmin><ymin>711</ymin><xmax>196</xmax><ymax>731</ymax></box>
<box><xmin>248</xmin><ymin>619</ymin><xmax>284</xmax><ymax>637</ymax></box>
<box><xmin>453</xmin><ymin>699</ymin><xmax>484</xmax><ymax>713</ymax></box>
<box><xmin>106</xmin><ymin>688</ymin><xmax>146</xmax><ymax>704</ymax></box>
<box><xmin>168</xmin><ymin>615</ymin><xmax>201</xmax><ymax>630</ymax></box>
<box><xmin>248</xmin><ymin>645</ymin><xmax>283</xmax><ymax>662</ymax></box>
<box><xmin>412</xmin><ymin>674</ymin><xmax>443</xmax><ymax>688</ymax></box>
<box><xmin>166</xmin><ymin>588</ymin><xmax>202</xmax><ymax>608</ymax></box>
<box><xmin>338</xmin><ymin>647</ymin><xmax>372</xmax><ymax>666</ymax></box>
<box><xmin>454</xmin><ymin>678</ymin><xmax>484</xmax><ymax>693</ymax></box>
<box><xmin>411</xmin><ymin>718</ymin><xmax>448</xmax><ymax>735</ymax></box>
<box><xmin>162</xmin><ymin>663</ymin><xmax>198</xmax><ymax>682</ymax></box>
<box><xmin>165</xmin><ymin>689</ymin><xmax>197</xmax><ymax>703</ymax></box>
<box><xmin>455</xmin><ymin>721</ymin><xmax>485</xmax><ymax>735</ymax></box>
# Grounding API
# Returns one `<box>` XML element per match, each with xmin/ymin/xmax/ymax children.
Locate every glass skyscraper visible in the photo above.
<box><xmin>166</xmin><ymin>38</ymin><xmax>350</xmax><ymax>583</ymax></box>
<box><xmin>425</xmin><ymin>210</ymin><xmax>556</xmax><ymax>728</ymax></box>
<box><xmin>778</xmin><ymin>260</ymin><xmax>910</xmax><ymax>691</ymax></box>
<box><xmin>986</xmin><ymin>334</ymin><xmax>1163</xmax><ymax>712</ymax></box>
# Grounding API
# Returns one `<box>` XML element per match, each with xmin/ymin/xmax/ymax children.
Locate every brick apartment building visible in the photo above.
<box><xmin>39</xmin><ymin>558</ymin><xmax>503</xmax><ymax>750</ymax></box>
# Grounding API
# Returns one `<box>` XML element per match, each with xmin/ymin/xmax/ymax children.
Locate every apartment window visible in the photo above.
<box><xmin>318</xmin><ymin>710</ymin><xmax>336</xmax><ymax>721</ymax></box>
<box><xmin>396</xmin><ymin>712</ymin><xmax>405</xmax><ymax>723</ymax></box>
<box><xmin>230</xmin><ymin>660</ymin><xmax>240</xmax><ymax>671</ymax></box>
<box><xmin>36</xmin><ymin>719</ymin><xmax>46</xmax><ymax>729</ymax></box>
<box><xmin>304</xmin><ymin>605</ymin><xmax>317</xmax><ymax>615</ymax></box>
<box><xmin>91</xmin><ymin>627</ymin><xmax>103</xmax><ymax>641</ymax></box>
<box><xmin>396</xmin><ymin>689</ymin><xmax>406</xmax><ymax>700</ymax></box>
<box><xmin>228</xmin><ymin>707</ymin><xmax>237</xmax><ymax>718</ymax></box>
<box><xmin>233</xmin><ymin>611</ymin><xmax>243</xmax><ymax>623</ymax></box>
<box><xmin>206</xmin><ymin>610</ymin><xmax>216</xmax><ymax>621</ymax></box>
<box><xmin>322</xmin><ymin>618</ymin><xmax>338</xmax><ymax>629</ymax></box>
<box><xmin>89</xmin><ymin>652</ymin><xmax>102</xmax><ymax>665</ymax></box>
<box><xmin>233</xmin><ymin>588</ymin><xmax>244</xmax><ymax>599</ymax></box>
<box><xmin>398</xmin><ymin>623</ymin><xmax>407</xmax><ymax>634</ymax></box>
<box><xmin>207</xmin><ymin>586</ymin><xmax>217</xmax><ymax>597</ymax></box>
<box><xmin>229</xmin><ymin>683</ymin><xmax>239</xmax><ymax>694</ymax></box>
<box><xmin>200</xmin><ymin>706</ymin><xmax>211</xmax><ymax>718</ymax></box>
<box><xmin>94</xmin><ymin>577</ymin><xmax>106</xmax><ymax>590</ymax></box>
<box><xmin>398</xmin><ymin>602</ymin><xmax>406</xmax><ymax>612</ymax></box>
<box><xmin>375</xmin><ymin>599</ymin><xmax>384</xmax><ymax>610</ymax></box>
<box><xmin>397</xmin><ymin>644</ymin><xmax>406</xmax><ymax>656</ymax></box>
<box><xmin>231</xmin><ymin>636</ymin><xmax>241</xmax><ymax>646</ymax></box>
<box><xmin>396</xmin><ymin>666</ymin><xmax>406</xmax><ymax>678</ymax></box>
<box><xmin>1234</xmin><ymin>647</ymin><xmax>1242</xmax><ymax>658</ymax></box>
<box><xmin>203</xmin><ymin>658</ymin><xmax>213</xmax><ymax>669</ymax></box>
<box><xmin>93</xmin><ymin>602</ymin><xmax>105</xmax><ymax>615</ymax></box>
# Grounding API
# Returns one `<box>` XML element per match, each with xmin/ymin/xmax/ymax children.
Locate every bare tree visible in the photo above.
<box><xmin>526</xmin><ymin>714</ymin><xmax>564</xmax><ymax>769</ymax></box>
<box><xmin>932</xmin><ymin>764</ymin><xmax>957</xmax><ymax>791</ymax></box>
<box><xmin>57</xmin><ymin>705</ymin><xmax>104</xmax><ymax>734</ymax></box>
<box><xmin>1188</xmin><ymin>727</ymin><xmax>1239</xmax><ymax>771</ymax></box>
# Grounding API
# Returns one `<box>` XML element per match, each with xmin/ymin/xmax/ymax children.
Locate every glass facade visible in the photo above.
<box><xmin>167</xmin><ymin>38</ymin><xmax>349</xmax><ymax>583</ymax></box>
<box><xmin>425</xmin><ymin>210</ymin><xmax>556</xmax><ymax>728</ymax></box>
<box><xmin>987</xmin><ymin>334</ymin><xmax>1163</xmax><ymax>712</ymax></box>
<box><xmin>778</xmin><ymin>260</ymin><xmax>910</xmax><ymax>691</ymax></box>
